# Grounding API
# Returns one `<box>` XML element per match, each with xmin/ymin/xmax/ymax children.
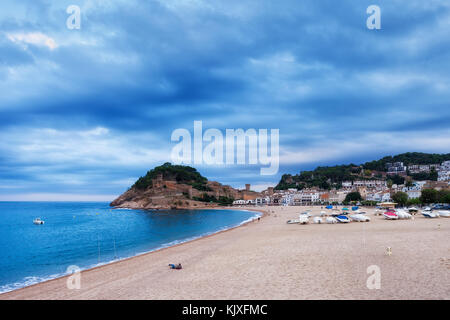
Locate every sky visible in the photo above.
<box><xmin>1</xmin><ymin>0</ymin><xmax>450</xmax><ymax>201</ymax></box>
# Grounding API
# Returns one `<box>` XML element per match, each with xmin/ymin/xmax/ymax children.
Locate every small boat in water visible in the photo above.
<box><xmin>383</xmin><ymin>211</ymin><xmax>398</xmax><ymax>220</ymax></box>
<box><xmin>33</xmin><ymin>218</ymin><xmax>45</xmax><ymax>225</ymax></box>
<box><xmin>336</xmin><ymin>215</ymin><xmax>350</xmax><ymax>223</ymax></box>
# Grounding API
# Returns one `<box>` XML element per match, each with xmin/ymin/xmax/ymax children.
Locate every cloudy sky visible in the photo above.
<box><xmin>1</xmin><ymin>0</ymin><xmax>450</xmax><ymax>200</ymax></box>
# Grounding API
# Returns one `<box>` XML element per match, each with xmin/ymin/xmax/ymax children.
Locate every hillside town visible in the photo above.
<box><xmin>233</xmin><ymin>160</ymin><xmax>450</xmax><ymax>206</ymax></box>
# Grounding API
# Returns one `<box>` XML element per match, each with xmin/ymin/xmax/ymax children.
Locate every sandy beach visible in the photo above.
<box><xmin>1</xmin><ymin>206</ymin><xmax>449</xmax><ymax>300</ymax></box>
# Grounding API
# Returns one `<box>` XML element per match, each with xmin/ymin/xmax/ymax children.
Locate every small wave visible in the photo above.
<box><xmin>0</xmin><ymin>273</ymin><xmax>64</xmax><ymax>294</ymax></box>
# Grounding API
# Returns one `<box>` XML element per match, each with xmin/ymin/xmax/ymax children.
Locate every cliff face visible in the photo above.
<box><xmin>110</xmin><ymin>163</ymin><xmax>260</xmax><ymax>210</ymax></box>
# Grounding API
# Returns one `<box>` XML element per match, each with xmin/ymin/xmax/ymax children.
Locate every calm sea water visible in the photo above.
<box><xmin>0</xmin><ymin>202</ymin><xmax>260</xmax><ymax>293</ymax></box>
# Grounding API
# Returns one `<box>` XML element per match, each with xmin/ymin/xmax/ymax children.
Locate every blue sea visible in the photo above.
<box><xmin>0</xmin><ymin>202</ymin><xmax>260</xmax><ymax>293</ymax></box>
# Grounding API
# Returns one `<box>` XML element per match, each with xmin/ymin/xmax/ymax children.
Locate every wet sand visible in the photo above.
<box><xmin>1</xmin><ymin>206</ymin><xmax>449</xmax><ymax>300</ymax></box>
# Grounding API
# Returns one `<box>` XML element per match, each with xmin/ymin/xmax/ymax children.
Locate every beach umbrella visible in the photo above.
<box><xmin>326</xmin><ymin>205</ymin><xmax>333</xmax><ymax>209</ymax></box>
<box><xmin>352</xmin><ymin>206</ymin><xmax>359</xmax><ymax>211</ymax></box>
<box><xmin>342</xmin><ymin>207</ymin><xmax>349</xmax><ymax>211</ymax></box>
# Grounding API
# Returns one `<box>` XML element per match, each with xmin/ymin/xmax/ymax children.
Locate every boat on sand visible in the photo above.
<box><xmin>383</xmin><ymin>211</ymin><xmax>399</xmax><ymax>220</ymax></box>
<box><xmin>349</xmin><ymin>213</ymin><xmax>370</xmax><ymax>222</ymax></box>
<box><xmin>422</xmin><ymin>211</ymin><xmax>439</xmax><ymax>218</ymax></box>
<box><xmin>336</xmin><ymin>215</ymin><xmax>350</xmax><ymax>223</ymax></box>
<box><xmin>437</xmin><ymin>210</ymin><xmax>450</xmax><ymax>217</ymax></box>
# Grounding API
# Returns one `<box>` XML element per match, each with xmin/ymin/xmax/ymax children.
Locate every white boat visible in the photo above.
<box><xmin>298</xmin><ymin>214</ymin><xmax>310</xmax><ymax>224</ymax></box>
<box><xmin>437</xmin><ymin>210</ymin><xmax>450</xmax><ymax>217</ymax></box>
<box><xmin>331</xmin><ymin>210</ymin><xmax>341</xmax><ymax>216</ymax></box>
<box><xmin>33</xmin><ymin>218</ymin><xmax>45</xmax><ymax>225</ymax></box>
<box><xmin>422</xmin><ymin>211</ymin><xmax>439</xmax><ymax>218</ymax></box>
<box><xmin>320</xmin><ymin>210</ymin><xmax>327</xmax><ymax>216</ymax></box>
<box><xmin>300</xmin><ymin>211</ymin><xmax>312</xmax><ymax>217</ymax></box>
<box><xmin>287</xmin><ymin>219</ymin><xmax>300</xmax><ymax>224</ymax></box>
<box><xmin>326</xmin><ymin>217</ymin><xmax>338</xmax><ymax>224</ymax></box>
<box><xmin>407</xmin><ymin>207</ymin><xmax>419</xmax><ymax>214</ymax></box>
<box><xmin>396</xmin><ymin>209</ymin><xmax>412</xmax><ymax>219</ymax></box>
<box><xmin>313</xmin><ymin>217</ymin><xmax>323</xmax><ymax>224</ymax></box>
<box><xmin>383</xmin><ymin>211</ymin><xmax>399</xmax><ymax>220</ymax></box>
<box><xmin>336</xmin><ymin>215</ymin><xmax>350</xmax><ymax>223</ymax></box>
<box><xmin>349</xmin><ymin>213</ymin><xmax>371</xmax><ymax>222</ymax></box>
<box><xmin>373</xmin><ymin>209</ymin><xmax>383</xmax><ymax>216</ymax></box>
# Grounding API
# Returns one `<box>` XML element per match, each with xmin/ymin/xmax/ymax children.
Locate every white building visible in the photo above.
<box><xmin>438</xmin><ymin>171</ymin><xmax>450</xmax><ymax>181</ymax></box>
<box><xmin>406</xmin><ymin>190</ymin><xmax>421</xmax><ymax>199</ymax></box>
<box><xmin>441</xmin><ymin>160</ymin><xmax>450</xmax><ymax>171</ymax></box>
<box><xmin>353</xmin><ymin>180</ymin><xmax>386</xmax><ymax>188</ymax></box>
<box><xmin>329</xmin><ymin>191</ymin><xmax>347</xmax><ymax>204</ymax></box>
<box><xmin>366</xmin><ymin>191</ymin><xmax>391</xmax><ymax>202</ymax></box>
<box><xmin>386</xmin><ymin>162</ymin><xmax>407</xmax><ymax>174</ymax></box>
<box><xmin>438</xmin><ymin>161</ymin><xmax>450</xmax><ymax>181</ymax></box>
<box><xmin>342</xmin><ymin>181</ymin><xmax>352</xmax><ymax>188</ymax></box>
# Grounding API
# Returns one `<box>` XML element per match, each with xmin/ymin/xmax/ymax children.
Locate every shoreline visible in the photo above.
<box><xmin>0</xmin><ymin>207</ymin><xmax>266</xmax><ymax>297</ymax></box>
<box><xmin>1</xmin><ymin>205</ymin><xmax>448</xmax><ymax>300</ymax></box>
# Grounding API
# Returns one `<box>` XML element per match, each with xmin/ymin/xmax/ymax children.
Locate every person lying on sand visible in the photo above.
<box><xmin>168</xmin><ymin>263</ymin><xmax>182</xmax><ymax>270</ymax></box>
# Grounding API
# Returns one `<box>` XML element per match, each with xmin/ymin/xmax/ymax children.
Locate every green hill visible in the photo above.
<box><xmin>362</xmin><ymin>152</ymin><xmax>450</xmax><ymax>171</ymax></box>
<box><xmin>132</xmin><ymin>162</ymin><xmax>210</xmax><ymax>191</ymax></box>
<box><xmin>275</xmin><ymin>152</ymin><xmax>450</xmax><ymax>191</ymax></box>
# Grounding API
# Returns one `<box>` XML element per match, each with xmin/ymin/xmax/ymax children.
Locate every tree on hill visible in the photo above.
<box><xmin>437</xmin><ymin>190</ymin><xmax>450</xmax><ymax>204</ymax></box>
<box><xmin>274</xmin><ymin>152</ymin><xmax>450</xmax><ymax>191</ymax></box>
<box><xmin>390</xmin><ymin>175</ymin><xmax>405</xmax><ymax>185</ymax></box>
<box><xmin>392</xmin><ymin>192</ymin><xmax>408</xmax><ymax>206</ymax></box>
<box><xmin>420</xmin><ymin>189</ymin><xmax>439</xmax><ymax>204</ymax></box>
<box><xmin>363</xmin><ymin>152</ymin><xmax>450</xmax><ymax>172</ymax></box>
<box><xmin>345</xmin><ymin>192</ymin><xmax>362</xmax><ymax>202</ymax></box>
<box><xmin>132</xmin><ymin>162</ymin><xmax>211</xmax><ymax>191</ymax></box>
<box><xmin>386</xmin><ymin>179</ymin><xmax>393</xmax><ymax>188</ymax></box>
